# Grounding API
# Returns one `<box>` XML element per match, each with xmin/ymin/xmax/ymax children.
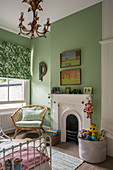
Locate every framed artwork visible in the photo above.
<box><xmin>60</xmin><ymin>69</ymin><xmax>81</xmax><ymax>85</ymax></box>
<box><xmin>60</xmin><ymin>49</ymin><xmax>81</xmax><ymax>68</ymax></box>
<box><xmin>65</xmin><ymin>87</ymin><xmax>71</xmax><ymax>94</ymax></box>
<box><xmin>83</xmin><ymin>87</ymin><xmax>92</xmax><ymax>94</ymax></box>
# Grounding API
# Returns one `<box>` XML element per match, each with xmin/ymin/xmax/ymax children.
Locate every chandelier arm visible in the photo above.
<box><xmin>36</xmin><ymin>31</ymin><xmax>46</xmax><ymax>38</ymax></box>
<box><xmin>36</xmin><ymin>0</ymin><xmax>43</xmax><ymax>9</ymax></box>
<box><xmin>37</xmin><ymin>26</ymin><xmax>49</xmax><ymax>35</ymax></box>
<box><xmin>36</xmin><ymin>31</ymin><xmax>45</xmax><ymax>35</ymax></box>
<box><xmin>22</xmin><ymin>0</ymin><xmax>32</xmax><ymax>7</ymax></box>
<box><xmin>21</xmin><ymin>26</ymin><xmax>30</xmax><ymax>32</ymax></box>
<box><xmin>46</xmin><ymin>26</ymin><xmax>49</xmax><ymax>31</ymax></box>
<box><xmin>20</xmin><ymin>30</ymin><xmax>31</xmax><ymax>36</ymax></box>
<box><xmin>36</xmin><ymin>32</ymin><xmax>46</xmax><ymax>38</ymax></box>
<box><xmin>37</xmin><ymin>30</ymin><xmax>49</xmax><ymax>35</ymax></box>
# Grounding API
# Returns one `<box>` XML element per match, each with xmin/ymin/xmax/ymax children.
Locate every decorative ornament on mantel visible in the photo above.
<box><xmin>83</xmin><ymin>97</ymin><xmax>93</xmax><ymax>119</ymax></box>
<box><xmin>18</xmin><ymin>0</ymin><xmax>51</xmax><ymax>39</ymax></box>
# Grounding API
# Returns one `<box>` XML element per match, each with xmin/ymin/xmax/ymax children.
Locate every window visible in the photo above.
<box><xmin>0</xmin><ymin>78</ymin><xmax>24</xmax><ymax>102</ymax></box>
<box><xmin>0</xmin><ymin>78</ymin><xmax>30</xmax><ymax>110</ymax></box>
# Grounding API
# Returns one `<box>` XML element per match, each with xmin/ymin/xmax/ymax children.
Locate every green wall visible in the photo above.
<box><xmin>31</xmin><ymin>3</ymin><xmax>102</xmax><ymax>129</ymax></box>
<box><xmin>30</xmin><ymin>34</ymin><xmax>52</xmax><ymax>126</ymax></box>
<box><xmin>51</xmin><ymin>3</ymin><xmax>102</xmax><ymax>90</ymax></box>
<box><xmin>0</xmin><ymin>28</ymin><xmax>31</xmax><ymax>48</ymax></box>
<box><xmin>51</xmin><ymin>3</ymin><xmax>102</xmax><ymax>129</ymax></box>
<box><xmin>0</xmin><ymin>2</ymin><xmax>102</xmax><ymax>129</ymax></box>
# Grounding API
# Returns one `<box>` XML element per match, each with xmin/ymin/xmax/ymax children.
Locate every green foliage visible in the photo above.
<box><xmin>0</xmin><ymin>79</ymin><xmax>7</xmax><ymax>84</ymax></box>
<box><xmin>0</xmin><ymin>40</ymin><xmax>31</xmax><ymax>79</ymax></box>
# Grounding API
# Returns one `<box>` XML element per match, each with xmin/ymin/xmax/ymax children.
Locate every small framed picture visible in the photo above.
<box><xmin>60</xmin><ymin>69</ymin><xmax>81</xmax><ymax>85</ymax></box>
<box><xmin>60</xmin><ymin>49</ymin><xmax>81</xmax><ymax>68</ymax></box>
<box><xmin>83</xmin><ymin>87</ymin><xmax>92</xmax><ymax>94</ymax></box>
<box><xmin>65</xmin><ymin>87</ymin><xmax>71</xmax><ymax>94</ymax></box>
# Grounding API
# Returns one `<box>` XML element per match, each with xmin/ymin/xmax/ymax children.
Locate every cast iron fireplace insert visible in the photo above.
<box><xmin>66</xmin><ymin>114</ymin><xmax>78</xmax><ymax>142</ymax></box>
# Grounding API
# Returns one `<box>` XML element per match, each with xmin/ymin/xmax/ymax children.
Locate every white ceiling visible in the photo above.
<box><xmin>0</xmin><ymin>0</ymin><xmax>102</xmax><ymax>35</ymax></box>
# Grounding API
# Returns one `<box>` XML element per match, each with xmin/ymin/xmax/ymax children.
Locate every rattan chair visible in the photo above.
<box><xmin>11</xmin><ymin>105</ymin><xmax>47</xmax><ymax>139</ymax></box>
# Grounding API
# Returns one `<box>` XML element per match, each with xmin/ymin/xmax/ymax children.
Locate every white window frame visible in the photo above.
<box><xmin>24</xmin><ymin>79</ymin><xmax>30</xmax><ymax>106</ymax></box>
<box><xmin>0</xmin><ymin>78</ymin><xmax>30</xmax><ymax>111</ymax></box>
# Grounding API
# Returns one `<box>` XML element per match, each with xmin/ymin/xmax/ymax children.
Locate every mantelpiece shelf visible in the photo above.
<box><xmin>48</xmin><ymin>93</ymin><xmax>93</xmax><ymax>96</ymax></box>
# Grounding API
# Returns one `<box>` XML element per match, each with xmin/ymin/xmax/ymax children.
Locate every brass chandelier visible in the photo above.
<box><xmin>18</xmin><ymin>0</ymin><xmax>51</xmax><ymax>39</ymax></box>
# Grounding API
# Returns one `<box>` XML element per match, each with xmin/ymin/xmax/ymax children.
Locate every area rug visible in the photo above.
<box><xmin>51</xmin><ymin>149</ymin><xmax>84</xmax><ymax>170</ymax></box>
<box><xmin>13</xmin><ymin>138</ymin><xmax>83</xmax><ymax>170</ymax></box>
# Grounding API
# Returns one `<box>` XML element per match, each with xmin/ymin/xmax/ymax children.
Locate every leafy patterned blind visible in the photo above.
<box><xmin>0</xmin><ymin>40</ymin><xmax>31</xmax><ymax>79</ymax></box>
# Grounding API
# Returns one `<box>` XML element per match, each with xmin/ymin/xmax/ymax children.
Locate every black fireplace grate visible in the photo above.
<box><xmin>66</xmin><ymin>130</ymin><xmax>78</xmax><ymax>142</ymax></box>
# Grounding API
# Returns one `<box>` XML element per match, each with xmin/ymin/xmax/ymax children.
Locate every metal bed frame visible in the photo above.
<box><xmin>0</xmin><ymin>127</ymin><xmax>11</xmax><ymax>142</ymax></box>
<box><xmin>0</xmin><ymin>135</ymin><xmax>52</xmax><ymax>170</ymax></box>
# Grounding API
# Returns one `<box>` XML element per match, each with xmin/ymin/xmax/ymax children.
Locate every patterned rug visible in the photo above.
<box><xmin>13</xmin><ymin>138</ymin><xmax>83</xmax><ymax>170</ymax></box>
<box><xmin>51</xmin><ymin>149</ymin><xmax>84</xmax><ymax>170</ymax></box>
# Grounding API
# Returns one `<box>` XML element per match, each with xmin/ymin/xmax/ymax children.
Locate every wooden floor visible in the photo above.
<box><xmin>9</xmin><ymin>131</ymin><xmax>113</xmax><ymax>170</ymax></box>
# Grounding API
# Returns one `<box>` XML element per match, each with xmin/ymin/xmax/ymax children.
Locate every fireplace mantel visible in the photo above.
<box><xmin>51</xmin><ymin>94</ymin><xmax>92</xmax><ymax>104</ymax></box>
<box><xmin>51</xmin><ymin>94</ymin><xmax>92</xmax><ymax>142</ymax></box>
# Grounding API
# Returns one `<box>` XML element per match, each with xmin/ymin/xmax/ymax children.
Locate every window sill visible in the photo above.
<box><xmin>0</xmin><ymin>102</ymin><xmax>26</xmax><ymax>113</ymax></box>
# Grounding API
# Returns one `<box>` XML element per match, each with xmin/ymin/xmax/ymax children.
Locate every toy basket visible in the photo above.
<box><xmin>79</xmin><ymin>138</ymin><xmax>107</xmax><ymax>163</ymax></box>
<box><xmin>43</xmin><ymin>132</ymin><xmax>60</xmax><ymax>146</ymax></box>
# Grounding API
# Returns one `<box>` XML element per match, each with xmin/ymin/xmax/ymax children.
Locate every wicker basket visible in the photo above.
<box><xmin>79</xmin><ymin>138</ymin><xmax>107</xmax><ymax>163</ymax></box>
<box><xmin>43</xmin><ymin>132</ymin><xmax>61</xmax><ymax>146</ymax></box>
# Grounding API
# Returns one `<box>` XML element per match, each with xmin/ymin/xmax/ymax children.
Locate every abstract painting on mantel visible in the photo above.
<box><xmin>60</xmin><ymin>69</ymin><xmax>81</xmax><ymax>85</ymax></box>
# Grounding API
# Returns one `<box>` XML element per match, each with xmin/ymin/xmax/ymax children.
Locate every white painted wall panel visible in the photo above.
<box><xmin>101</xmin><ymin>0</ymin><xmax>113</xmax><ymax>156</ymax></box>
<box><xmin>101</xmin><ymin>41</ymin><xmax>113</xmax><ymax>156</ymax></box>
<box><xmin>101</xmin><ymin>44</ymin><xmax>109</xmax><ymax>130</ymax></box>
<box><xmin>102</xmin><ymin>0</ymin><xmax>113</xmax><ymax>39</ymax></box>
<box><xmin>108</xmin><ymin>43</ymin><xmax>113</xmax><ymax>131</ymax></box>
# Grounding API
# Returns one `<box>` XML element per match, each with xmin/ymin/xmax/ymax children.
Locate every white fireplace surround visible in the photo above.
<box><xmin>52</xmin><ymin>94</ymin><xmax>92</xmax><ymax>142</ymax></box>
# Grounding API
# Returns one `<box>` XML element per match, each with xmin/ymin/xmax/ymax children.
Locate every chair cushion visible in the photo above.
<box><xmin>21</xmin><ymin>107</ymin><xmax>45</xmax><ymax>121</ymax></box>
<box><xmin>15</xmin><ymin>121</ymin><xmax>41</xmax><ymax>128</ymax></box>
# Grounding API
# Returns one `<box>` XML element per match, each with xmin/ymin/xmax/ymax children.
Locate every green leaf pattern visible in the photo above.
<box><xmin>0</xmin><ymin>40</ymin><xmax>31</xmax><ymax>79</ymax></box>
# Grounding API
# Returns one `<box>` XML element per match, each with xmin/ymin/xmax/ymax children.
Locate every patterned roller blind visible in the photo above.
<box><xmin>0</xmin><ymin>40</ymin><xmax>31</xmax><ymax>79</ymax></box>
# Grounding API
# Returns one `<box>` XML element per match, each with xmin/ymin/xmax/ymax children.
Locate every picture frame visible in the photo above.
<box><xmin>60</xmin><ymin>69</ymin><xmax>81</xmax><ymax>85</ymax></box>
<box><xmin>83</xmin><ymin>87</ymin><xmax>92</xmax><ymax>94</ymax></box>
<box><xmin>65</xmin><ymin>87</ymin><xmax>71</xmax><ymax>94</ymax></box>
<box><xmin>60</xmin><ymin>49</ymin><xmax>81</xmax><ymax>68</ymax></box>
<box><xmin>51</xmin><ymin>87</ymin><xmax>60</xmax><ymax>94</ymax></box>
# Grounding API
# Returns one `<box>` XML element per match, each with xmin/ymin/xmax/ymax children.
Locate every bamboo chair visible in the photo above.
<box><xmin>11</xmin><ymin>105</ymin><xmax>47</xmax><ymax>139</ymax></box>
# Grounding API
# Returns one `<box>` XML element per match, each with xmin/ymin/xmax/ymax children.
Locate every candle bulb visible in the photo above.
<box><xmin>47</xmin><ymin>18</ymin><xmax>50</xmax><ymax>22</ymax></box>
<box><xmin>21</xmin><ymin>12</ymin><xmax>24</xmax><ymax>16</ymax></box>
